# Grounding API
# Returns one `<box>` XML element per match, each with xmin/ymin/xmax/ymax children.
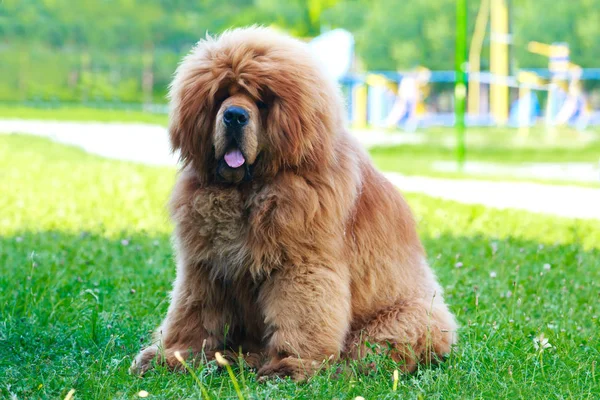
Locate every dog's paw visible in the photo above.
<box><xmin>205</xmin><ymin>349</ymin><xmax>266</xmax><ymax>370</ymax></box>
<box><xmin>257</xmin><ymin>357</ymin><xmax>321</xmax><ymax>382</ymax></box>
<box><xmin>243</xmin><ymin>352</ymin><xmax>266</xmax><ymax>370</ymax></box>
<box><xmin>130</xmin><ymin>345</ymin><xmax>160</xmax><ymax>375</ymax></box>
<box><xmin>131</xmin><ymin>346</ymin><xmax>195</xmax><ymax>375</ymax></box>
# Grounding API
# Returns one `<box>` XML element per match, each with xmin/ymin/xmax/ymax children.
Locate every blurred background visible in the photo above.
<box><xmin>1</xmin><ymin>0</ymin><xmax>599</xmax><ymax>184</ymax></box>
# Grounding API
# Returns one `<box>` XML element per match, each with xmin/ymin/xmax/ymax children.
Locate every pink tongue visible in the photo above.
<box><xmin>224</xmin><ymin>149</ymin><xmax>245</xmax><ymax>168</ymax></box>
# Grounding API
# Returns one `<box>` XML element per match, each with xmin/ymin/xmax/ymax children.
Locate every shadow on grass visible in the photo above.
<box><xmin>1</xmin><ymin>230</ymin><xmax>598</xmax><ymax>399</ymax></box>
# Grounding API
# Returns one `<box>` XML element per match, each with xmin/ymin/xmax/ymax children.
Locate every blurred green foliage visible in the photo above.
<box><xmin>1</xmin><ymin>0</ymin><xmax>599</xmax><ymax>103</ymax></box>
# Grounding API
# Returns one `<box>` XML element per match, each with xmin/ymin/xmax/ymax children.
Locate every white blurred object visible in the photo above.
<box><xmin>308</xmin><ymin>29</ymin><xmax>354</xmax><ymax>81</ymax></box>
<box><xmin>0</xmin><ymin>119</ymin><xmax>178</xmax><ymax>166</ymax></box>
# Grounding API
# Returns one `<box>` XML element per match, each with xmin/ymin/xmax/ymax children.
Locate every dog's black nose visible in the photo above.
<box><xmin>223</xmin><ymin>106</ymin><xmax>249</xmax><ymax>127</ymax></box>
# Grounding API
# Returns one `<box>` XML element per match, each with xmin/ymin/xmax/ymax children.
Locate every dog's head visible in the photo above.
<box><xmin>168</xmin><ymin>27</ymin><xmax>344</xmax><ymax>184</ymax></box>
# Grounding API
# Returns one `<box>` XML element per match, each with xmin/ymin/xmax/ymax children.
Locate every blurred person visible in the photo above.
<box><xmin>555</xmin><ymin>66</ymin><xmax>590</xmax><ymax>129</ymax></box>
<box><xmin>385</xmin><ymin>67</ymin><xmax>430</xmax><ymax>132</ymax></box>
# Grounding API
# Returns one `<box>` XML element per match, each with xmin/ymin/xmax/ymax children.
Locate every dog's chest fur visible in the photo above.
<box><xmin>177</xmin><ymin>182</ymin><xmax>281</xmax><ymax>281</ymax></box>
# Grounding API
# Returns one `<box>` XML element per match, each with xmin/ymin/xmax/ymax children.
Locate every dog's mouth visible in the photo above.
<box><xmin>217</xmin><ymin>147</ymin><xmax>252</xmax><ymax>184</ymax></box>
<box><xmin>224</xmin><ymin>148</ymin><xmax>245</xmax><ymax>168</ymax></box>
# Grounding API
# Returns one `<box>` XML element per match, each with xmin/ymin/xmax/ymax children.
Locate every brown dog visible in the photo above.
<box><xmin>131</xmin><ymin>27</ymin><xmax>457</xmax><ymax>381</ymax></box>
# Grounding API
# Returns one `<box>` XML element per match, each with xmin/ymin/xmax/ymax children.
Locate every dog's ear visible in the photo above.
<box><xmin>168</xmin><ymin>82</ymin><xmax>212</xmax><ymax>160</ymax></box>
<box><xmin>168</xmin><ymin>55</ymin><xmax>223</xmax><ymax>183</ymax></box>
<box><xmin>264</xmin><ymin>64</ymin><xmax>340</xmax><ymax>174</ymax></box>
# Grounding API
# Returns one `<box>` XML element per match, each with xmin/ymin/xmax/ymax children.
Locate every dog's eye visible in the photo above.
<box><xmin>257</xmin><ymin>101</ymin><xmax>267</xmax><ymax>110</ymax></box>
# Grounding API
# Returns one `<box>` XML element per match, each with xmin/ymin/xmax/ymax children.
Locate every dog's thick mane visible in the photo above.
<box><xmin>168</xmin><ymin>26</ymin><xmax>345</xmax><ymax>185</ymax></box>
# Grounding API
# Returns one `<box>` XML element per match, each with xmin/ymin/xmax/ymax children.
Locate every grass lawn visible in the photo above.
<box><xmin>1</xmin><ymin>134</ymin><xmax>599</xmax><ymax>399</ymax></box>
<box><xmin>368</xmin><ymin>126</ymin><xmax>600</xmax><ymax>186</ymax></box>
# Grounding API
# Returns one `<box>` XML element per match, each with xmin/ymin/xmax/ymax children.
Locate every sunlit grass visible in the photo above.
<box><xmin>1</xmin><ymin>134</ymin><xmax>599</xmax><ymax>399</ymax></box>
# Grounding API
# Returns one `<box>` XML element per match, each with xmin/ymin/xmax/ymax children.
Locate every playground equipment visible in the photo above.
<box><xmin>343</xmin><ymin>68</ymin><xmax>432</xmax><ymax>130</ymax></box>
<box><xmin>489</xmin><ymin>0</ymin><xmax>510</xmax><ymax>124</ymax></box>
<box><xmin>467</xmin><ymin>0</ymin><xmax>594</xmax><ymax>131</ymax></box>
<box><xmin>306</xmin><ymin>15</ymin><xmax>599</xmax><ymax>131</ymax></box>
<box><xmin>366</xmin><ymin>73</ymin><xmax>397</xmax><ymax>128</ymax></box>
<box><xmin>527</xmin><ymin>41</ymin><xmax>590</xmax><ymax>128</ymax></box>
<box><xmin>382</xmin><ymin>68</ymin><xmax>431</xmax><ymax>131</ymax></box>
<box><xmin>468</xmin><ymin>0</ymin><xmax>490</xmax><ymax>117</ymax></box>
<box><xmin>509</xmin><ymin>71</ymin><xmax>543</xmax><ymax>133</ymax></box>
<box><xmin>340</xmin><ymin>66</ymin><xmax>598</xmax><ymax>131</ymax></box>
<box><xmin>554</xmin><ymin>67</ymin><xmax>590</xmax><ymax>128</ymax></box>
<box><xmin>468</xmin><ymin>0</ymin><xmax>518</xmax><ymax>125</ymax></box>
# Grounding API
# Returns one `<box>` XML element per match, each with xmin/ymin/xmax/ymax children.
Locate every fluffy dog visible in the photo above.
<box><xmin>131</xmin><ymin>27</ymin><xmax>457</xmax><ymax>380</ymax></box>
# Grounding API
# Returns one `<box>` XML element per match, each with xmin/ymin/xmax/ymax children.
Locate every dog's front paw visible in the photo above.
<box><xmin>130</xmin><ymin>345</ymin><xmax>160</xmax><ymax>375</ymax></box>
<box><xmin>257</xmin><ymin>357</ymin><xmax>322</xmax><ymax>382</ymax></box>
<box><xmin>131</xmin><ymin>346</ymin><xmax>206</xmax><ymax>375</ymax></box>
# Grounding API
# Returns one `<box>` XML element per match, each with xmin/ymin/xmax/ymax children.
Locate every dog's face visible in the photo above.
<box><xmin>213</xmin><ymin>89</ymin><xmax>266</xmax><ymax>183</ymax></box>
<box><xmin>168</xmin><ymin>27</ymin><xmax>344</xmax><ymax>185</ymax></box>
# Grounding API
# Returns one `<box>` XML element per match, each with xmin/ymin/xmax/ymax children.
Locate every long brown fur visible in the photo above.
<box><xmin>131</xmin><ymin>26</ymin><xmax>458</xmax><ymax>381</ymax></box>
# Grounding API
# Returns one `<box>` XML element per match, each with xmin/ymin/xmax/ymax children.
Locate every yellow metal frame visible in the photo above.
<box><xmin>352</xmin><ymin>85</ymin><xmax>368</xmax><ymax>129</ymax></box>
<box><xmin>468</xmin><ymin>0</ymin><xmax>490</xmax><ymax>116</ymax></box>
<box><xmin>490</xmin><ymin>0</ymin><xmax>510</xmax><ymax>124</ymax></box>
<box><xmin>527</xmin><ymin>41</ymin><xmax>582</xmax><ymax>128</ymax></box>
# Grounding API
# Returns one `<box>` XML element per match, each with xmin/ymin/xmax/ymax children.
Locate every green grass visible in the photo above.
<box><xmin>369</xmin><ymin>144</ymin><xmax>600</xmax><ymax>188</ymax></box>
<box><xmin>368</xmin><ymin>126</ymin><xmax>600</xmax><ymax>187</ymax></box>
<box><xmin>369</xmin><ymin>126</ymin><xmax>600</xmax><ymax>165</ymax></box>
<box><xmin>370</xmin><ymin>139</ymin><xmax>600</xmax><ymax>167</ymax></box>
<box><xmin>1</xmin><ymin>134</ymin><xmax>599</xmax><ymax>399</ymax></box>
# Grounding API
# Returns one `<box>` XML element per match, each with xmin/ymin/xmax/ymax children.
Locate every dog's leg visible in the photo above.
<box><xmin>130</xmin><ymin>292</ymin><xmax>209</xmax><ymax>373</ymax></box>
<box><xmin>343</xmin><ymin>298</ymin><xmax>457</xmax><ymax>373</ymax></box>
<box><xmin>256</xmin><ymin>264</ymin><xmax>351</xmax><ymax>381</ymax></box>
<box><xmin>131</xmin><ymin>261</ymin><xmax>228</xmax><ymax>375</ymax></box>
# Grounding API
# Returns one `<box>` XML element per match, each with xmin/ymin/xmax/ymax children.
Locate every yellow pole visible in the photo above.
<box><xmin>490</xmin><ymin>0</ymin><xmax>509</xmax><ymax>124</ymax></box>
<box><xmin>528</xmin><ymin>41</ymin><xmax>553</xmax><ymax>58</ymax></box>
<box><xmin>353</xmin><ymin>84</ymin><xmax>368</xmax><ymax>129</ymax></box>
<box><xmin>468</xmin><ymin>0</ymin><xmax>490</xmax><ymax>116</ymax></box>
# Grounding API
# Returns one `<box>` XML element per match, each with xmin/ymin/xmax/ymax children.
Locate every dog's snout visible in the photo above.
<box><xmin>223</xmin><ymin>106</ymin><xmax>249</xmax><ymax>128</ymax></box>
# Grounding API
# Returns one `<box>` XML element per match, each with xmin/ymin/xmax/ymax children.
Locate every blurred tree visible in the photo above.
<box><xmin>328</xmin><ymin>0</ymin><xmax>457</xmax><ymax>70</ymax></box>
<box><xmin>0</xmin><ymin>0</ymin><xmax>599</xmax><ymax>103</ymax></box>
<box><xmin>253</xmin><ymin>0</ymin><xmax>342</xmax><ymax>36</ymax></box>
<box><xmin>512</xmin><ymin>0</ymin><xmax>600</xmax><ymax>69</ymax></box>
